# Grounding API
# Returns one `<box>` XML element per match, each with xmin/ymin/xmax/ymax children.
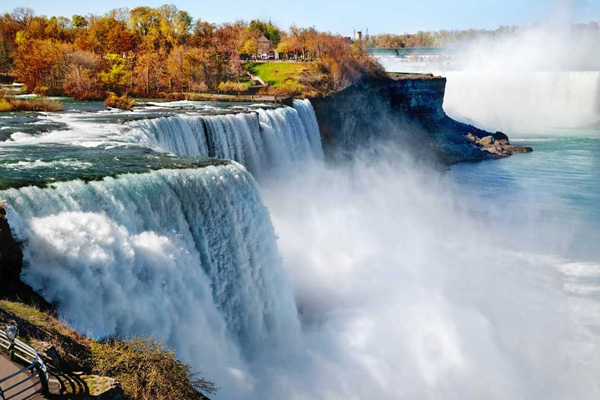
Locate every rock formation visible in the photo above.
<box><xmin>0</xmin><ymin>205</ymin><xmax>52</xmax><ymax>309</ymax></box>
<box><xmin>311</xmin><ymin>73</ymin><xmax>532</xmax><ymax>163</ymax></box>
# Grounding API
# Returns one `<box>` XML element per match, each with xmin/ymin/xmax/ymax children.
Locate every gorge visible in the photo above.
<box><xmin>0</xmin><ymin>71</ymin><xmax>599</xmax><ymax>400</ymax></box>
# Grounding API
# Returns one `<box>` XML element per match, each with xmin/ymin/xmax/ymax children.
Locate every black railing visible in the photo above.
<box><xmin>0</xmin><ymin>329</ymin><xmax>48</xmax><ymax>400</ymax></box>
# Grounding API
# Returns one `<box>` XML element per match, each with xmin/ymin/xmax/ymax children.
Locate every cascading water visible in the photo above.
<box><xmin>2</xmin><ymin>55</ymin><xmax>599</xmax><ymax>398</ymax></box>
<box><xmin>442</xmin><ymin>71</ymin><xmax>600</xmax><ymax>133</ymax></box>
<box><xmin>130</xmin><ymin>100</ymin><xmax>323</xmax><ymax>175</ymax></box>
<box><xmin>0</xmin><ymin>164</ymin><xmax>300</xmax><ymax>397</ymax></box>
<box><xmin>376</xmin><ymin>51</ymin><xmax>600</xmax><ymax>133</ymax></box>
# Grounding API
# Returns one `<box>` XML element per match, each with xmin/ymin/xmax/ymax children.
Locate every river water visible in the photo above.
<box><xmin>1</xmin><ymin>77</ymin><xmax>599</xmax><ymax>398</ymax></box>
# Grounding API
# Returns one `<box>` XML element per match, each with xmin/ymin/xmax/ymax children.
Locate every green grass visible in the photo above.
<box><xmin>244</xmin><ymin>62</ymin><xmax>316</xmax><ymax>89</ymax></box>
<box><xmin>0</xmin><ymin>300</ymin><xmax>74</xmax><ymax>339</ymax></box>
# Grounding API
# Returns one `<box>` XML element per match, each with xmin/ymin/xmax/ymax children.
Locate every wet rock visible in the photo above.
<box><xmin>479</xmin><ymin>135</ymin><xmax>495</xmax><ymax>146</ymax></box>
<box><xmin>0</xmin><ymin>206</ymin><xmax>52</xmax><ymax>309</ymax></box>
<box><xmin>48</xmin><ymin>377</ymin><xmax>62</xmax><ymax>395</ymax></box>
<box><xmin>464</xmin><ymin>133</ymin><xmax>532</xmax><ymax>158</ymax></box>
<box><xmin>77</xmin><ymin>374</ymin><xmax>123</xmax><ymax>400</ymax></box>
<box><xmin>39</xmin><ymin>342</ymin><xmax>62</xmax><ymax>368</ymax></box>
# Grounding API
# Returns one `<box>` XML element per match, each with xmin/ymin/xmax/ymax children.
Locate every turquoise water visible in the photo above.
<box><xmin>2</xmin><ymin>99</ymin><xmax>600</xmax><ymax>398</ymax></box>
<box><xmin>449</xmin><ymin>129</ymin><xmax>600</xmax><ymax>260</ymax></box>
<box><xmin>0</xmin><ymin>100</ymin><xmax>291</xmax><ymax>189</ymax></box>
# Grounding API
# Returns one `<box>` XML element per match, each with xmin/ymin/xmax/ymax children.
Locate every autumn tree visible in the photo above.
<box><xmin>14</xmin><ymin>35</ymin><xmax>69</xmax><ymax>93</ymax></box>
<box><xmin>98</xmin><ymin>53</ymin><xmax>132</xmax><ymax>94</ymax></box>
<box><xmin>173</xmin><ymin>10</ymin><xmax>192</xmax><ymax>44</ymax></box>
<box><xmin>133</xmin><ymin>51</ymin><xmax>163</xmax><ymax>95</ymax></box>
<box><xmin>249</xmin><ymin>20</ymin><xmax>281</xmax><ymax>44</ymax></box>
<box><xmin>165</xmin><ymin>45</ymin><xmax>187</xmax><ymax>92</ymax></box>
<box><xmin>240</xmin><ymin>38</ymin><xmax>257</xmax><ymax>57</ymax></box>
<box><xmin>0</xmin><ymin>4</ymin><xmax>388</xmax><ymax>98</ymax></box>
<box><xmin>80</xmin><ymin>16</ymin><xmax>132</xmax><ymax>54</ymax></box>
<box><xmin>64</xmin><ymin>50</ymin><xmax>103</xmax><ymax>99</ymax></box>
<box><xmin>72</xmin><ymin>15</ymin><xmax>88</xmax><ymax>29</ymax></box>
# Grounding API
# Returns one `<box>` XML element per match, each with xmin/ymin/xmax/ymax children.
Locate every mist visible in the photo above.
<box><xmin>253</xmin><ymin>138</ymin><xmax>600</xmax><ymax>399</ymax></box>
<box><xmin>443</xmin><ymin>18</ymin><xmax>600</xmax><ymax>133</ymax></box>
<box><xmin>378</xmin><ymin>16</ymin><xmax>600</xmax><ymax>133</ymax></box>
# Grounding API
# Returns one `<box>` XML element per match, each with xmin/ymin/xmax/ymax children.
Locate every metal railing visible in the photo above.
<box><xmin>0</xmin><ymin>329</ymin><xmax>48</xmax><ymax>400</ymax></box>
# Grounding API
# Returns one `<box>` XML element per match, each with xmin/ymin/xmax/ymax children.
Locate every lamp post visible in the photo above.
<box><xmin>5</xmin><ymin>322</ymin><xmax>18</xmax><ymax>361</ymax></box>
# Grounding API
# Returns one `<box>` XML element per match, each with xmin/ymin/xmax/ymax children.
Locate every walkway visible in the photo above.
<box><xmin>0</xmin><ymin>352</ymin><xmax>46</xmax><ymax>400</ymax></box>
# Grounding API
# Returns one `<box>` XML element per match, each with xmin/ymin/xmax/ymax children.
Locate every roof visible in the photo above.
<box><xmin>257</xmin><ymin>34</ymin><xmax>271</xmax><ymax>44</ymax></box>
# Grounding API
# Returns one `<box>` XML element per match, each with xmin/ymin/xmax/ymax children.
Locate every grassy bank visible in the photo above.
<box><xmin>0</xmin><ymin>96</ymin><xmax>63</xmax><ymax>112</ymax></box>
<box><xmin>243</xmin><ymin>62</ymin><xmax>322</xmax><ymax>95</ymax></box>
<box><xmin>0</xmin><ymin>300</ymin><xmax>214</xmax><ymax>399</ymax></box>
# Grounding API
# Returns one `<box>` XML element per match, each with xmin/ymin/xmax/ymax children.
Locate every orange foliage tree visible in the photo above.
<box><xmin>1</xmin><ymin>5</ymin><xmax>384</xmax><ymax>98</ymax></box>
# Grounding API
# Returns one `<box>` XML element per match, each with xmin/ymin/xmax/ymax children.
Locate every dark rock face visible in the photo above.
<box><xmin>0</xmin><ymin>205</ymin><xmax>52</xmax><ymax>309</ymax></box>
<box><xmin>310</xmin><ymin>73</ymin><xmax>532</xmax><ymax>163</ymax></box>
<box><xmin>0</xmin><ymin>206</ymin><xmax>23</xmax><ymax>282</ymax></box>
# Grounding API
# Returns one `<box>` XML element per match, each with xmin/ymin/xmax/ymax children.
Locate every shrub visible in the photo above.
<box><xmin>0</xmin><ymin>98</ymin><xmax>11</xmax><ymax>112</ymax></box>
<box><xmin>0</xmin><ymin>301</ymin><xmax>216</xmax><ymax>400</ymax></box>
<box><xmin>33</xmin><ymin>86</ymin><xmax>50</xmax><ymax>96</ymax></box>
<box><xmin>0</xmin><ymin>95</ymin><xmax>64</xmax><ymax>112</ymax></box>
<box><xmin>104</xmin><ymin>91</ymin><xmax>135</xmax><ymax>110</ymax></box>
<box><xmin>91</xmin><ymin>338</ymin><xmax>216</xmax><ymax>400</ymax></box>
<box><xmin>217</xmin><ymin>81</ymin><xmax>248</xmax><ymax>93</ymax></box>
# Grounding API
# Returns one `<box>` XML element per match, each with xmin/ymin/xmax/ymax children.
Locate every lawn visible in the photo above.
<box><xmin>243</xmin><ymin>62</ymin><xmax>318</xmax><ymax>91</ymax></box>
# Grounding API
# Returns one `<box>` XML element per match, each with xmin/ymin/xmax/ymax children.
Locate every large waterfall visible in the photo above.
<box><xmin>0</xmin><ymin>164</ymin><xmax>300</xmax><ymax>396</ymax></box>
<box><xmin>0</xmin><ymin>98</ymin><xmax>327</xmax><ymax>397</ymax></box>
<box><xmin>375</xmin><ymin>49</ymin><xmax>600</xmax><ymax>134</ymax></box>
<box><xmin>130</xmin><ymin>99</ymin><xmax>324</xmax><ymax>175</ymax></box>
<box><xmin>442</xmin><ymin>71</ymin><xmax>600</xmax><ymax>133</ymax></box>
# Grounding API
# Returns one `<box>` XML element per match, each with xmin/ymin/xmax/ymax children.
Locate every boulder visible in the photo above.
<box><xmin>479</xmin><ymin>136</ymin><xmax>495</xmax><ymax>146</ymax></box>
<box><xmin>38</xmin><ymin>342</ymin><xmax>62</xmax><ymax>368</ymax></box>
<box><xmin>494</xmin><ymin>131</ymin><xmax>510</xmax><ymax>142</ymax></box>
<box><xmin>80</xmin><ymin>374</ymin><xmax>123</xmax><ymax>400</ymax></box>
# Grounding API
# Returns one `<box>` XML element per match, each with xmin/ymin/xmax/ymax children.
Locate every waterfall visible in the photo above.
<box><xmin>130</xmin><ymin>100</ymin><xmax>323</xmax><ymax>176</ymax></box>
<box><xmin>442</xmin><ymin>71</ymin><xmax>600</xmax><ymax>133</ymax></box>
<box><xmin>0</xmin><ymin>164</ymin><xmax>300</xmax><ymax>394</ymax></box>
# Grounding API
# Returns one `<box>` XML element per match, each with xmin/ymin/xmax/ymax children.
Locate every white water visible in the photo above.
<box><xmin>256</xmin><ymin>145</ymin><xmax>600</xmax><ymax>399</ymax></box>
<box><xmin>376</xmin><ymin>20</ymin><xmax>600</xmax><ymax>134</ymax></box>
<box><xmin>131</xmin><ymin>100</ymin><xmax>323</xmax><ymax>176</ymax></box>
<box><xmin>2</xmin><ymin>82</ymin><xmax>599</xmax><ymax>399</ymax></box>
<box><xmin>442</xmin><ymin>71</ymin><xmax>600</xmax><ymax>133</ymax></box>
<box><xmin>6</xmin><ymin>131</ymin><xmax>600</xmax><ymax>399</ymax></box>
<box><xmin>4</xmin><ymin>99</ymin><xmax>323</xmax><ymax>175</ymax></box>
<box><xmin>378</xmin><ymin>54</ymin><xmax>600</xmax><ymax>133</ymax></box>
<box><xmin>0</xmin><ymin>164</ymin><xmax>300</xmax><ymax>397</ymax></box>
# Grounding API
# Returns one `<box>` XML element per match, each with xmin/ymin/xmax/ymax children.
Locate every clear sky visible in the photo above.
<box><xmin>2</xmin><ymin>0</ymin><xmax>599</xmax><ymax>35</ymax></box>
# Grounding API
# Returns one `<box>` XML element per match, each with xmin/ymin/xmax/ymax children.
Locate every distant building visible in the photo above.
<box><xmin>355</xmin><ymin>30</ymin><xmax>362</xmax><ymax>41</ymax></box>
<box><xmin>257</xmin><ymin>34</ymin><xmax>273</xmax><ymax>55</ymax></box>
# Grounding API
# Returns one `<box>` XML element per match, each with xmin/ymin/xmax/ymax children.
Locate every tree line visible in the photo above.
<box><xmin>0</xmin><ymin>5</ymin><xmax>381</xmax><ymax>99</ymax></box>
<box><xmin>364</xmin><ymin>21</ymin><xmax>600</xmax><ymax>48</ymax></box>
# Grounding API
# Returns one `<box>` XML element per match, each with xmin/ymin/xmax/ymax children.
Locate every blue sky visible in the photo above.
<box><xmin>3</xmin><ymin>0</ymin><xmax>599</xmax><ymax>35</ymax></box>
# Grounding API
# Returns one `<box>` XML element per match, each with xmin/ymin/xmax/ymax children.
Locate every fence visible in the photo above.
<box><xmin>0</xmin><ymin>329</ymin><xmax>48</xmax><ymax>400</ymax></box>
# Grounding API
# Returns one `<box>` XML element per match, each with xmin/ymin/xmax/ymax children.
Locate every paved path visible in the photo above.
<box><xmin>0</xmin><ymin>353</ymin><xmax>45</xmax><ymax>400</ymax></box>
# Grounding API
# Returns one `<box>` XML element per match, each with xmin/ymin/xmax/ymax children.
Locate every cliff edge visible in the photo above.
<box><xmin>310</xmin><ymin>73</ymin><xmax>532</xmax><ymax>163</ymax></box>
<box><xmin>0</xmin><ymin>206</ymin><xmax>52</xmax><ymax>310</ymax></box>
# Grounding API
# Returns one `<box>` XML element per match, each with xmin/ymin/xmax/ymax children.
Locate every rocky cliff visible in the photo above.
<box><xmin>310</xmin><ymin>73</ymin><xmax>532</xmax><ymax>163</ymax></box>
<box><xmin>0</xmin><ymin>206</ymin><xmax>51</xmax><ymax>309</ymax></box>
